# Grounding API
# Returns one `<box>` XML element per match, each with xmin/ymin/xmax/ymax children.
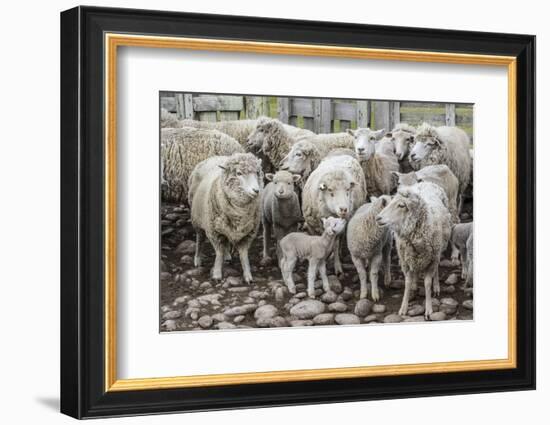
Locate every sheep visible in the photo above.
<box><xmin>409</xmin><ymin>123</ymin><xmax>472</xmax><ymax>212</ymax></box>
<box><xmin>302</xmin><ymin>154</ymin><xmax>367</xmax><ymax>275</ymax></box>
<box><xmin>450</xmin><ymin>222</ymin><xmax>473</xmax><ymax>280</ymax></box>
<box><xmin>246</xmin><ymin>117</ymin><xmax>315</xmax><ymax>173</ymax></box>
<box><xmin>347</xmin><ymin>128</ymin><xmax>400</xmax><ymax>196</ymax></box>
<box><xmin>160</xmin><ymin>108</ymin><xmax>183</xmax><ymax>128</ymax></box>
<box><xmin>189</xmin><ymin>153</ymin><xmax>263</xmax><ymax>283</ymax></box>
<box><xmin>465</xmin><ymin>231</ymin><xmax>473</xmax><ymax>288</ymax></box>
<box><xmin>393</xmin><ymin>164</ymin><xmax>460</xmax><ymax>223</ymax></box>
<box><xmin>279</xmin><ymin>217</ymin><xmax>347</xmax><ymax>298</ymax></box>
<box><xmin>346</xmin><ymin>195</ymin><xmax>393</xmax><ymax>301</ymax></box>
<box><xmin>384</xmin><ymin>123</ymin><xmax>416</xmax><ymax>172</ymax></box>
<box><xmin>177</xmin><ymin>118</ymin><xmax>258</xmax><ymax>146</ymax></box>
<box><xmin>261</xmin><ymin>170</ymin><xmax>302</xmax><ymax>265</ymax></box>
<box><xmin>161</xmin><ymin>127</ymin><xmax>244</xmax><ymax>203</ymax></box>
<box><xmin>376</xmin><ymin>182</ymin><xmax>452</xmax><ymax>318</ymax></box>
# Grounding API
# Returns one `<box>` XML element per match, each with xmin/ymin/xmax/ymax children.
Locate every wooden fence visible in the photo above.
<box><xmin>161</xmin><ymin>92</ymin><xmax>473</xmax><ymax>137</ymax></box>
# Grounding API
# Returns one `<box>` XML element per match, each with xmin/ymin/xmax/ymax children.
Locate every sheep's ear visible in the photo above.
<box><xmin>319</xmin><ymin>182</ymin><xmax>327</xmax><ymax>191</ymax></box>
<box><xmin>346</xmin><ymin>129</ymin><xmax>357</xmax><ymax>137</ymax></box>
<box><xmin>321</xmin><ymin>217</ymin><xmax>327</xmax><ymax>226</ymax></box>
<box><xmin>292</xmin><ymin>174</ymin><xmax>301</xmax><ymax>183</ymax></box>
<box><xmin>391</xmin><ymin>171</ymin><xmax>401</xmax><ymax>179</ymax></box>
<box><xmin>218</xmin><ymin>165</ymin><xmax>227</xmax><ymax>171</ymax></box>
<box><xmin>380</xmin><ymin>196</ymin><xmax>389</xmax><ymax>207</ymax></box>
<box><xmin>370</xmin><ymin>196</ymin><xmax>378</xmax><ymax>203</ymax></box>
<box><xmin>265</xmin><ymin>173</ymin><xmax>274</xmax><ymax>181</ymax></box>
<box><xmin>373</xmin><ymin>129</ymin><xmax>386</xmax><ymax>140</ymax></box>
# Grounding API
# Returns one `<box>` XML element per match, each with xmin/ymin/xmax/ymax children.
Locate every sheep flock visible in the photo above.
<box><xmin>160</xmin><ymin>109</ymin><xmax>474</xmax><ymax>331</ymax></box>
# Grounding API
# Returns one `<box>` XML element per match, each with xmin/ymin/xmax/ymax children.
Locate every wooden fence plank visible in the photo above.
<box><xmin>332</xmin><ymin>102</ymin><xmax>356</xmax><ymax>121</ymax></box>
<box><xmin>356</xmin><ymin>100</ymin><xmax>369</xmax><ymax>128</ymax></box>
<box><xmin>183</xmin><ymin>94</ymin><xmax>194</xmax><ymax>119</ymax></box>
<box><xmin>339</xmin><ymin>120</ymin><xmax>351</xmax><ymax>131</ymax></box>
<box><xmin>445</xmin><ymin>104</ymin><xmax>456</xmax><ymax>126</ymax></box>
<box><xmin>312</xmin><ymin>99</ymin><xmax>321</xmax><ymax>133</ymax></box>
<box><xmin>220</xmin><ymin>111</ymin><xmax>239</xmax><ymax>121</ymax></box>
<box><xmin>175</xmin><ymin>94</ymin><xmax>184</xmax><ymax>119</ymax></box>
<box><xmin>291</xmin><ymin>98</ymin><xmax>314</xmax><ymax>117</ymax></box>
<box><xmin>198</xmin><ymin>111</ymin><xmax>217</xmax><ymax>122</ymax></box>
<box><xmin>320</xmin><ymin>99</ymin><xmax>332</xmax><ymax>133</ymax></box>
<box><xmin>193</xmin><ymin>95</ymin><xmax>244</xmax><ymax>112</ymax></box>
<box><xmin>374</xmin><ymin>101</ymin><xmax>389</xmax><ymax>131</ymax></box>
<box><xmin>278</xmin><ymin>98</ymin><xmax>289</xmax><ymax>123</ymax></box>
<box><xmin>245</xmin><ymin>96</ymin><xmax>268</xmax><ymax>119</ymax></box>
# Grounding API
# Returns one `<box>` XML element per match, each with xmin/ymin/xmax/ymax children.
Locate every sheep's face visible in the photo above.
<box><xmin>220</xmin><ymin>155</ymin><xmax>263</xmax><ymax>203</ymax></box>
<box><xmin>347</xmin><ymin>128</ymin><xmax>385</xmax><ymax>161</ymax></box>
<box><xmin>410</xmin><ymin>133</ymin><xmax>440</xmax><ymax>162</ymax></box>
<box><xmin>318</xmin><ymin>176</ymin><xmax>356</xmax><ymax>219</ymax></box>
<box><xmin>391</xmin><ymin>130</ymin><xmax>415</xmax><ymax>161</ymax></box>
<box><xmin>392</xmin><ymin>171</ymin><xmax>419</xmax><ymax>187</ymax></box>
<box><xmin>321</xmin><ymin>216</ymin><xmax>347</xmax><ymax>236</ymax></box>
<box><xmin>376</xmin><ymin>193</ymin><xmax>410</xmax><ymax>227</ymax></box>
<box><xmin>266</xmin><ymin>171</ymin><xmax>300</xmax><ymax>199</ymax></box>
<box><xmin>246</xmin><ymin>119</ymin><xmax>283</xmax><ymax>155</ymax></box>
<box><xmin>369</xmin><ymin>195</ymin><xmax>392</xmax><ymax>213</ymax></box>
<box><xmin>280</xmin><ymin>142</ymin><xmax>316</xmax><ymax>176</ymax></box>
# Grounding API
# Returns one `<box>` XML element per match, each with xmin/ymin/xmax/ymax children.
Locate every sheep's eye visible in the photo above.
<box><xmin>295</xmin><ymin>152</ymin><xmax>302</xmax><ymax>157</ymax></box>
<box><xmin>287</xmin><ymin>182</ymin><xmax>292</xmax><ymax>185</ymax></box>
<box><xmin>370</xmin><ymin>137</ymin><xmax>375</xmax><ymax>141</ymax></box>
<box><xmin>236</xmin><ymin>171</ymin><xmax>243</xmax><ymax>176</ymax></box>
<box><xmin>398</xmin><ymin>203</ymin><xmax>406</xmax><ymax>208</ymax></box>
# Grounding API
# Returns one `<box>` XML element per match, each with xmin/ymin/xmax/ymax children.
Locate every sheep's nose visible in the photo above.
<box><xmin>357</xmin><ymin>147</ymin><xmax>364</xmax><ymax>153</ymax></box>
<box><xmin>339</xmin><ymin>207</ymin><xmax>348</xmax><ymax>214</ymax></box>
<box><xmin>410</xmin><ymin>153</ymin><xmax>417</xmax><ymax>160</ymax></box>
<box><xmin>253</xmin><ymin>188</ymin><xmax>260</xmax><ymax>194</ymax></box>
<box><xmin>278</xmin><ymin>189</ymin><xmax>284</xmax><ymax>195</ymax></box>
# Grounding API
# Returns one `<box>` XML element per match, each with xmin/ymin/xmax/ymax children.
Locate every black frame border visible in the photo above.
<box><xmin>60</xmin><ymin>6</ymin><xmax>535</xmax><ymax>419</ymax></box>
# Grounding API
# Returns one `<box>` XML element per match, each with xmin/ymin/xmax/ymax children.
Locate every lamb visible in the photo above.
<box><xmin>393</xmin><ymin>164</ymin><xmax>460</xmax><ymax>223</ymax></box>
<box><xmin>409</xmin><ymin>123</ymin><xmax>472</xmax><ymax>212</ymax></box>
<box><xmin>302</xmin><ymin>154</ymin><xmax>367</xmax><ymax>275</ymax></box>
<box><xmin>450</xmin><ymin>222</ymin><xmax>474</xmax><ymax>280</ymax></box>
<box><xmin>384</xmin><ymin>123</ymin><xmax>416</xmax><ymax>172</ymax></box>
<box><xmin>279</xmin><ymin>217</ymin><xmax>347</xmax><ymax>298</ymax></box>
<box><xmin>376</xmin><ymin>182</ymin><xmax>452</xmax><ymax>318</ymax></box>
<box><xmin>246</xmin><ymin>117</ymin><xmax>315</xmax><ymax>173</ymax></box>
<box><xmin>261</xmin><ymin>170</ymin><xmax>302</xmax><ymax>265</ymax></box>
<box><xmin>347</xmin><ymin>128</ymin><xmax>400</xmax><ymax>196</ymax></box>
<box><xmin>161</xmin><ymin>127</ymin><xmax>244</xmax><ymax>203</ymax></box>
<box><xmin>346</xmin><ymin>195</ymin><xmax>393</xmax><ymax>301</ymax></box>
<box><xmin>188</xmin><ymin>153</ymin><xmax>263</xmax><ymax>283</ymax></box>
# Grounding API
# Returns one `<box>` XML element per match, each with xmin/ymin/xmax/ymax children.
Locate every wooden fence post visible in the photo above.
<box><xmin>278</xmin><ymin>98</ymin><xmax>290</xmax><ymax>124</ymax></box>
<box><xmin>183</xmin><ymin>94</ymin><xmax>194</xmax><ymax>119</ymax></box>
<box><xmin>445</xmin><ymin>104</ymin><xmax>456</xmax><ymax>126</ymax></box>
<box><xmin>245</xmin><ymin>96</ymin><xmax>268</xmax><ymax>119</ymax></box>
<box><xmin>374</xmin><ymin>101</ymin><xmax>400</xmax><ymax>131</ymax></box>
<box><xmin>319</xmin><ymin>99</ymin><xmax>332</xmax><ymax>133</ymax></box>
<box><xmin>175</xmin><ymin>94</ymin><xmax>184</xmax><ymax>120</ymax></box>
<box><xmin>390</xmin><ymin>101</ymin><xmax>400</xmax><ymax>129</ymax></box>
<box><xmin>356</xmin><ymin>100</ymin><xmax>369</xmax><ymax>128</ymax></box>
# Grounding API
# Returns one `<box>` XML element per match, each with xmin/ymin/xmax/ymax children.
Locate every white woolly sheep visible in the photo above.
<box><xmin>376</xmin><ymin>182</ymin><xmax>452</xmax><ymax>318</ymax></box>
<box><xmin>346</xmin><ymin>195</ymin><xmax>393</xmax><ymax>301</ymax></box>
<box><xmin>279</xmin><ymin>217</ymin><xmax>347</xmax><ymax>298</ymax></box>
<box><xmin>189</xmin><ymin>153</ymin><xmax>263</xmax><ymax>283</ymax></box>
<box><xmin>347</xmin><ymin>127</ymin><xmax>400</xmax><ymax>196</ymax></box>
<box><xmin>245</xmin><ymin>117</ymin><xmax>315</xmax><ymax>173</ymax></box>
<box><xmin>383</xmin><ymin>123</ymin><xmax>417</xmax><ymax>172</ymax></box>
<box><xmin>160</xmin><ymin>108</ymin><xmax>183</xmax><ymax>129</ymax></box>
<box><xmin>302</xmin><ymin>154</ymin><xmax>367</xmax><ymax>275</ymax></box>
<box><xmin>161</xmin><ymin>127</ymin><xmax>244</xmax><ymax>203</ymax></box>
<box><xmin>450</xmin><ymin>222</ymin><xmax>473</xmax><ymax>280</ymax></box>
<box><xmin>393</xmin><ymin>164</ymin><xmax>460</xmax><ymax>223</ymax></box>
<box><xmin>261</xmin><ymin>170</ymin><xmax>302</xmax><ymax>265</ymax></box>
<box><xmin>409</xmin><ymin>123</ymin><xmax>472</xmax><ymax>212</ymax></box>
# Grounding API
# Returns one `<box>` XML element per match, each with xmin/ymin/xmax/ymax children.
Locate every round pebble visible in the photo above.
<box><xmin>384</xmin><ymin>314</ymin><xmax>403</xmax><ymax>324</ymax></box>
<box><xmin>290</xmin><ymin>300</ymin><xmax>326</xmax><ymax>319</ymax></box>
<box><xmin>198</xmin><ymin>315</ymin><xmax>213</xmax><ymax>328</ymax></box>
<box><xmin>429</xmin><ymin>311</ymin><xmax>447</xmax><ymax>321</ymax></box>
<box><xmin>354</xmin><ymin>299</ymin><xmax>374</xmax><ymax>317</ymax></box>
<box><xmin>313</xmin><ymin>313</ymin><xmax>335</xmax><ymax>325</ymax></box>
<box><xmin>335</xmin><ymin>313</ymin><xmax>361</xmax><ymax>325</ymax></box>
<box><xmin>372</xmin><ymin>304</ymin><xmax>386</xmax><ymax>314</ymax></box>
<box><xmin>328</xmin><ymin>302</ymin><xmax>348</xmax><ymax>313</ymax></box>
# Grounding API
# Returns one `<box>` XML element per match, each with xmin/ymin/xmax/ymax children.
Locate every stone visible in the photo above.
<box><xmin>162</xmin><ymin>320</ymin><xmax>177</xmax><ymax>331</ymax></box>
<box><xmin>364</xmin><ymin>314</ymin><xmax>380</xmax><ymax>323</ymax></box>
<box><xmin>328</xmin><ymin>275</ymin><xmax>343</xmax><ymax>293</ymax></box>
<box><xmin>384</xmin><ymin>314</ymin><xmax>404</xmax><ymax>324</ymax></box>
<box><xmin>198</xmin><ymin>315</ymin><xmax>213</xmax><ymax>328</ymax></box>
<box><xmin>462</xmin><ymin>300</ymin><xmax>474</xmax><ymax>310</ymax></box>
<box><xmin>180</xmin><ymin>255</ymin><xmax>194</xmax><ymax>265</ymax></box>
<box><xmin>372</xmin><ymin>304</ymin><xmax>386</xmax><ymax>314</ymax></box>
<box><xmin>289</xmin><ymin>319</ymin><xmax>314</xmax><ymax>327</ymax></box>
<box><xmin>199</xmin><ymin>281</ymin><xmax>212</xmax><ymax>290</ymax></box>
<box><xmin>184</xmin><ymin>267</ymin><xmax>205</xmax><ymax>278</ymax></box>
<box><xmin>335</xmin><ymin>313</ymin><xmax>361</xmax><ymax>325</ymax></box>
<box><xmin>429</xmin><ymin>311</ymin><xmax>447</xmax><ymax>321</ymax></box>
<box><xmin>217</xmin><ymin>322</ymin><xmax>237</xmax><ymax>329</ymax></box>
<box><xmin>404</xmin><ymin>316</ymin><xmax>426</xmax><ymax>322</ymax></box>
<box><xmin>295</xmin><ymin>292</ymin><xmax>308</xmax><ymax>299</ymax></box>
<box><xmin>233</xmin><ymin>315</ymin><xmax>245</xmax><ymax>323</ymax></box>
<box><xmin>290</xmin><ymin>300</ymin><xmax>326</xmax><ymax>319</ymax></box>
<box><xmin>275</xmin><ymin>287</ymin><xmax>287</xmax><ymax>302</ymax></box>
<box><xmin>228</xmin><ymin>286</ymin><xmax>249</xmax><ymax>293</ymax></box>
<box><xmin>354</xmin><ymin>299</ymin><xmax>374</xmax><ymax>317</ymax></box>
<box><xmin>270</xmin><ymin>316</ymin><xmax>288</xmax><ymax>327</ymax></box>
<box><xmin>340</xmin><ymin>288</ymin><xmax>354</xmax><ymax>301</ymax></box>
<box><xmin>390</xmin><ymin>280</ymin><xmax>405</xmax><ymax>290</ymax></box>
<box><xmin>160</xmin><ymin>272</ymin><xmax>172</xmax><ymax>281</ymax></box>
<box><xmin>321</xmin><ymin>291</ymin><xmax>338</xmax><ymax>303</ymax></box>
<box><xmin>439</xmin><ymin>298</ymin><xmax>459</xmax><ymax>315</ymax></box>
<box><xmin>254</xmin><ymin>304</ymin><xmax>278</xmax><ymax>320</ymax></box>
<box><xmin>162</xmin><ymin>310</ymin><xmax>181</xmax><ymax>320</ymax></box>
<box><xmin>312</xmin><ymin>313</ymin><xmax>335</xmax><ymax>325</ymax></box>
<box><xmin>226</xmin><ymin>276</ymin><xmax>242</xmax><ymax>287</ymax></box>
<box><xmin>442</xmin><ymin>285</ymin><xmax>456</xmax><ymax>294</ymax></box>
<box><xmin>407</xmin><ymin>304</ymin><xmax>425</xmax><ymax>317</ymax></box>
<box><xmin>328</xmin><ymin>302</ymin><xmax>348</xmax><ymax>312</ymax></box>
<box><xmin>445</xmin><ymin>273</ymin><xmax>458</xmax><ymax>285</ymax></box>
<box><xmin>224</xmin><ymin>304</ymin><xmax>257</xmax><ymax>317</ymax></box>
<box><xmin>176</xmin><ymin>239</ymin><xmax>196</xmax><ymax>255</ymax></box>
<box><xmin>256</xmin><ymin>317</ymin><xmax>272</xmax><ymax>327</ymax></box>
<box><xmin>249</xmin><ymin>290</ymin><xmax>268</xmax><ymax>299</ymax></box>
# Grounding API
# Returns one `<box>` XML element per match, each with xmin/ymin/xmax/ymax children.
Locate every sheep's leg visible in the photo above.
<box><xmin>318</xmin><ymin>260</ymin><xmax>333</xmax><ymax>295</ymax></box>
<box><xmin>424</xmin><ymin>272</ymin><xmax>434</xmax><ymax>319</ymax></box>
<box><xmin>261</xmin><ymin>221</ymin><xmax>272</xmax><ymax>265</ymax></box>
<box><xmin>460</xmin><ymin>246</ymin><xmax>468</xmax><ymax>279</ymax></box>
<box><xmin>194</xmin><ymin>229</ymin><xmax>205</xmax><ymax>267</ymax></box>
<box><xmin>458</xmin><ymin>193</ymin><xmax>464</xmax><ymax>215</ymax></box>
<box><xmin>237</xmin><ymin>242</ymin><xmax>253</xmax><ymax>284</ymax></box>
<box><xmin>451</xmin><ymin>243</ymin><xmax>460</xmax><ymax>266</ymax></box>
<box><xmin>273</xmin><ymin>226</ymin><xmax>286</xmax><ymax>268</ymax></box>
<box><xmin>352</xmin><ymin>255</ymin><xmax>368</xmax><ymax>299</ymax></box>
<box><xmin>466</xmin><ymin>258</ymin><xmax>473</xmax><ymax>288</ymax></box>
<box><xmin>433</xmin><ymin>265</ymin><xmax>441</xmax><ymax>296</ymax></box>
<box><xmin>369</xmin><ymin>253</ymin><xmax>383</xmax><ymax>302</ymax></box>
<box><xmin>383</xmin><ymin>238</ymin><xmax>392</xmax><ymax>288</ymax></box>
<box><xmin>398</xmin><ymin>271</ymin><xmax>415</xmax><ymax>316</ymax></box>
<box><xmin>333</xmin><ymin>236</ymin><xmax>344</xmax><ymax>276</ymax></box>
<box><xmin>281</xmin><ymin>255</ymin><xmax>297</xmax><ymax>294</ymax></box>
<box><xmin>307</xmin><ymin>259</ymin><xmax>319</xmax><ymax>298</ymax></box>
<box><xmin>211</xmin><ymin>242</ymin><xmax>225</xmax><ymax>281</ymax></box>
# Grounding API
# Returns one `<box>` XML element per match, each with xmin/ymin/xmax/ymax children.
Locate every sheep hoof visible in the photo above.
<box><xmin>308</xmin><ymin>291</ymin><xmax>316</xmax><ymax>299</ymax></box>
<box><xmin>398</xmin><ymin>307</ymin><xmax>407</xmax><ymax>316</ymax></box>
<box><xmin>211</xmin><ymin>269</ymin><xmax>222</xmax><ymax>281</ymax></box>
<box><xmin>371</xmin><ymin>293</ymin><xmax>380</xmax><ymax>302</ymax></box>
<box><xmin>194</xmin><ymin>257</ymin><xmax>202</xmax><ymax>267</ymax></box>
<box><xmin>244</xmin><ymin>274</ymin><xmax>253</xmax><ymax>284</ymax></box>
<box><xmin>359</xmin><ymin>292</ymin><xmax>368</xmax><ymax>300</ymax></box>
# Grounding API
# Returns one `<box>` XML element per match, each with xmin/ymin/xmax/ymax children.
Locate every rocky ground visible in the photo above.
<box><xmin>159</xmin><ymin>202</ymin><xmax>474</xmax><ymax>332</ymax></box>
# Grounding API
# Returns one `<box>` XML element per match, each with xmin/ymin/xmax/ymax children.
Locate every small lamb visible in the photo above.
<box><xmin>279</xmin><ymin>217</ymin><xmax>347</xmax><ymax>298</ymax></box>
<box><xmin>450</xmin><ymin>222</ymin><xmax>473</xmax><ymax>280</ymax></box>
<box><xmin>347</xmin><ymin>196</ymin><xmax>393</xmax><ymax>301</ymax></box>
<box><xmin>261</xmin><ymin>170</ymin><xmax>302</xmax><ymax>265</ymax></box>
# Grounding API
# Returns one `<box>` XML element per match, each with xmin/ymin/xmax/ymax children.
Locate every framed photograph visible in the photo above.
<box><xmin>60</xmin><ymin>6</ymin><xmax>535</xmax><ymax>419</ymax></box>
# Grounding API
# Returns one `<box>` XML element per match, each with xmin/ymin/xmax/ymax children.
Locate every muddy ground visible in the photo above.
<box><xmin>159</xmin><ymin>200</ymin><xmax>474</xmax><ymax>332</ymax></box>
